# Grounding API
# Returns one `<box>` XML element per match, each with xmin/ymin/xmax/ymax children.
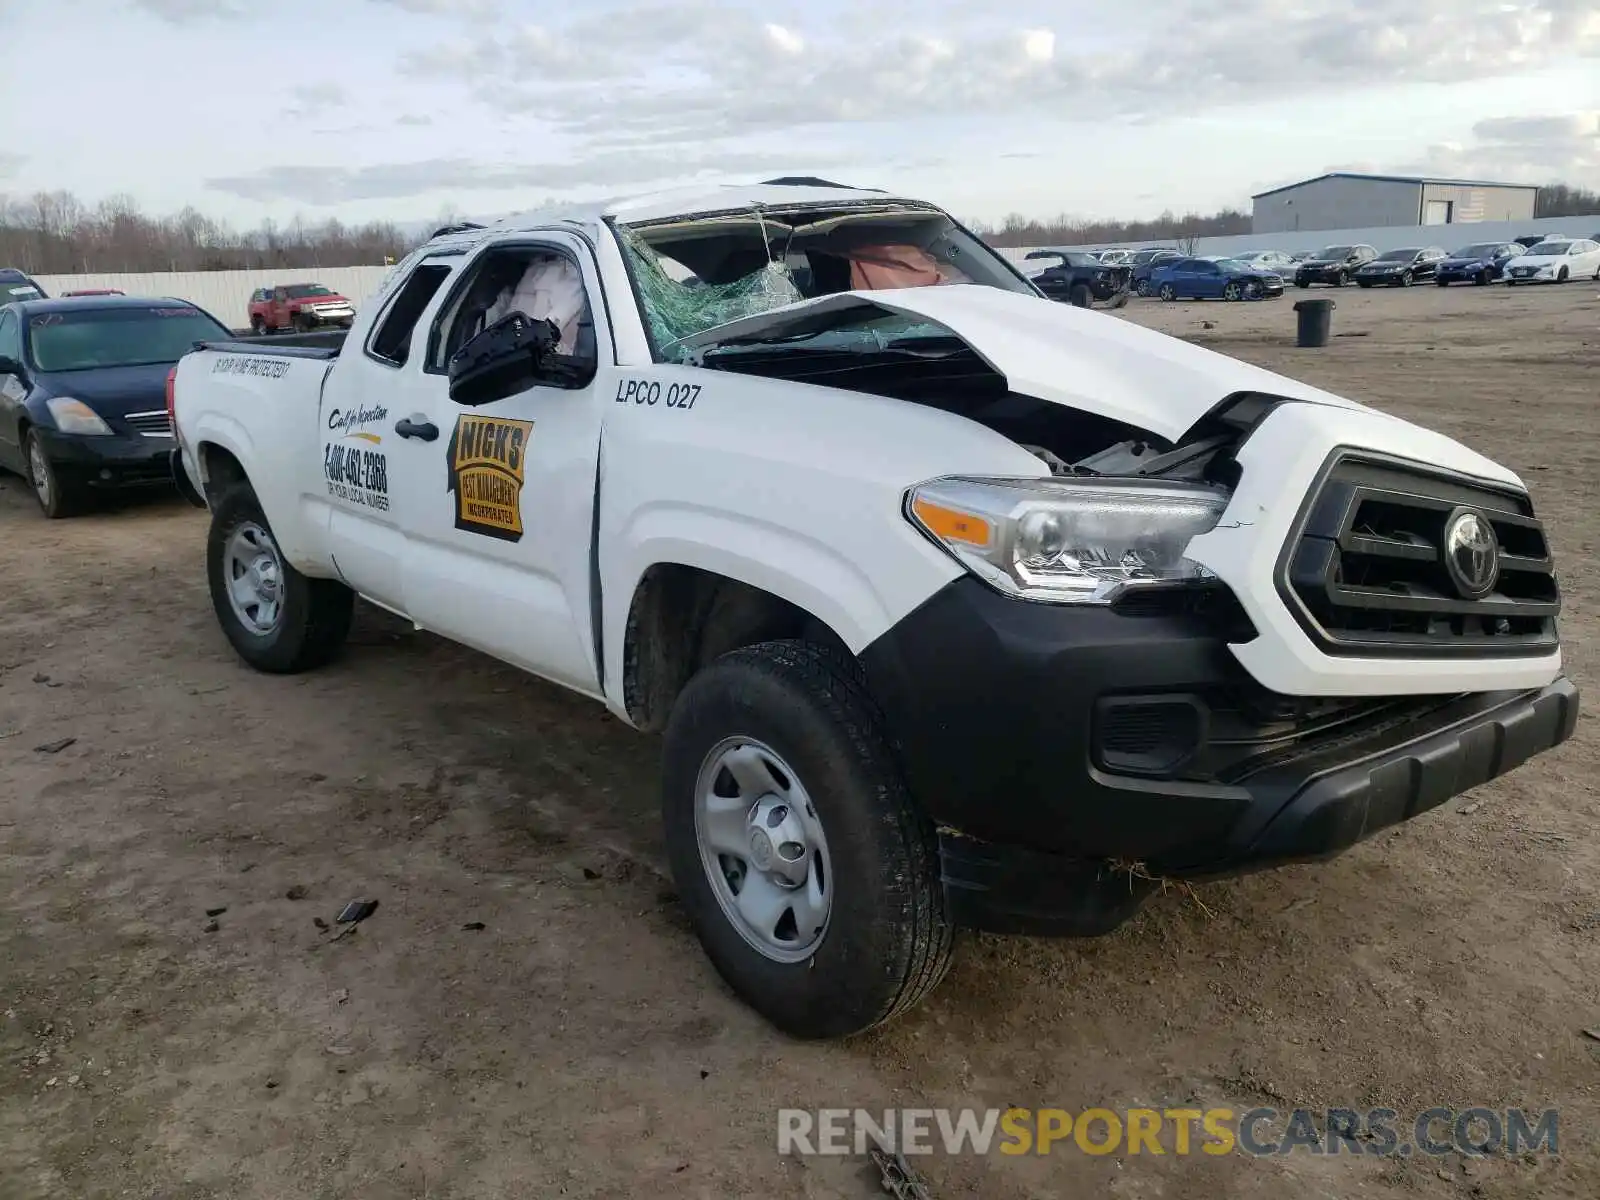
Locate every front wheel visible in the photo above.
<box><xmin>661</xmin><ymin>641</ymin><xmax>953</xmax><ymax>1040</ymax></box>
<box><xmin>1222</xmin><ymin>281</ymin><xmax>1242</xmax><ymax>301</ymax></box>
<box><xmin>1557</xmin><ymin>267</ymin><xmax>1570</xmax><ymax>283</ymax></box>
<box><xmin>207</xmin><ymin>483</ymin><xmax>354</xmax><ymax>673</ymax></box>
<box><xmin>24</xmin><ymin>430</ymin><xmax>85</xmax><ymax>519</ymax></box>
<box><xmin>250</xmin><ymin>316</ymin><xmax>266</xmax><ymax>335</ymax></box>
<box><xmin>1398</xmin><ymin>270</ymin><xmax>1413</xmax><ymax>287</ymax></box>
<box><xmin>1067</xmin><ymin>283</ymin><xmax>1093</xmax><ymax>308</ymax></box>
<box><xmin>1158</xmin><ymin>283</ymin><xmax>1177</xmax><ymax>301</ymax></box>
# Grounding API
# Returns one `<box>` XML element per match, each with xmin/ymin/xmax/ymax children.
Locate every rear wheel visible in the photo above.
<box><xmin>207</xmin><ymin>482</ymin><xmax>354</xmax><ymax>673</ymax></box>
<box><xmin>1158</xmin><ymin>283</ymin><xmax>1176</xmax><ymax>302</ymax></box>
<box><xmin>661</xmin><ymin>641</ymin><xmax>953</xmax><ymax>1040</ymax></box>
<box><xmin>1135</xmin><ymin>278</ymin><xmax>1152</xmax><ymax>297</ymax></box>
<box><xmin>24</xmin><ymin>429</ymin><xmax>85</xmax><ymax>519</ymax></box>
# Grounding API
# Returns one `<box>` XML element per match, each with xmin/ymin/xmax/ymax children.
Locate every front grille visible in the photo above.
<box><xmin>1281</xmin><ymin>453</ymin><xmax>1559</xmax><ymax>657</ymax></box>
<box><xmin>124</xmin><ymin>410</ymin><xmax>172</xmax><ymax>437</ymax></box>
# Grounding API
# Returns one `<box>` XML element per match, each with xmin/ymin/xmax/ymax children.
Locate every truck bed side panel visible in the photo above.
<box><xmin>173</xmin><ymin>347</ymin><xmax>339</xmax><ymax>575</ymax></box>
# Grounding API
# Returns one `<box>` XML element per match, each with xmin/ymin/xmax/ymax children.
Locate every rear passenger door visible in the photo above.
<box><xmin>313</xmin><ymin>254</ymin><xmax>459</xmax><ymax>612</ymax></box>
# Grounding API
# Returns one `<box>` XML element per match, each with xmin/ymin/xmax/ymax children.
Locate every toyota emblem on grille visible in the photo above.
<box><xmin>1443</xmin><ymin>509</ymin><xmax>1500</xmax><ymax>599</ymax></box>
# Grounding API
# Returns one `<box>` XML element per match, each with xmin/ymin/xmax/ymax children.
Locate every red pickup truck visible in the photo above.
<box><xmin>247</xmin><ymin>283</ymin><xmax>356</xmax><ymax>334</ymax></box>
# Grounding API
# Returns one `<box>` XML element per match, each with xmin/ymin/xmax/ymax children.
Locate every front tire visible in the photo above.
<box><xmin>1398</xmin><ymin>270</ymin><xmax>1413</xmax><ymax>287</ymax></box>
<box><xmin>24</xmin><ymin>429</ymin><xmax>85</xmax><ymax>519</ymax></box>
<box><xmin>1222</xmin><ymin>281</ymin><xmax>1242</xmax><ymax>301</ymax></box>
<box><xmin>1067</xmin><ymin>282</ymin><xmax>1093</xmax><ymax>308</ymax></box>
<box><xmin>661</xmin><ymin>640</ymin><xmax>953</xmax><ymax>1040</ymax></box>
<box><xmin>250</xmin><ymin>316</ymin><xmax>266</xmax><ymax>335</ymax></box>
<box><xmin>1557</xmin><ymin>267</ymin><xmax>1570</xmax><ymax>283</ymax></box>
<box><xmin>206</xmin><ymin>483</ymin><xmax>354</xmax><ymax>673</ymax></box>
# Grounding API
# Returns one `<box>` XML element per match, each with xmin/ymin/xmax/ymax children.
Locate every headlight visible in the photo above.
<box><xmin>45</xmin><ymin>397</ymin><xmax>113</xmax><ymax>436</ymax></box>
<box><xmin>907</xmin><ymin>476</ymin><xmax>1230</xmax><ymax>604</ymax></box>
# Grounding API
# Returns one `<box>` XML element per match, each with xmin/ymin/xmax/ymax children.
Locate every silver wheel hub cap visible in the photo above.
<box><xmin>224</xmin><ymin>521</ymin><xmax>284</xmax><ymax>635</ymax></box>
<box><xmin>695</xmin><ymin>738</ymin><xmax>832</xmax><ymax>963</ymax></box>
<box><xmin>29</xmin><ymin>440</ymin><xmax>50</xmax><ymax>505</ymax></box>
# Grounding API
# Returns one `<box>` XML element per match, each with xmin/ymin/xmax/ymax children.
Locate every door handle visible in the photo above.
<box><xmin>395</xmin><ymin>416</ymin><xmax>439</xmax><ymax>442</ymax></box>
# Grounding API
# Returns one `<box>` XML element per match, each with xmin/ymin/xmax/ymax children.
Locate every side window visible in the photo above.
<box><xmin>425</xmin><ymin>245</ymin><xmax>593</xmax><ymax>375</ymax></box>
<box><xmin>1197</xmin><ymin>262</ymin><xmax>1218</xmax><ymax>275</ymax></box>
<box><xmin>0</xmin><ymin>311</ymin><xmax>19</xmax><ymax>361</ymax></box>
<box><xmin>366</xmin><ymin>262</ymin><xmax>454</xmax><ymax>367</ymax></box>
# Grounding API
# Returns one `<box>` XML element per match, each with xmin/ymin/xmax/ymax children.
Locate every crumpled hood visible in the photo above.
<box><xmin>680</xmin><ymin>286</ymin><xmax>1371</xmax><ymax>443</ymax></box>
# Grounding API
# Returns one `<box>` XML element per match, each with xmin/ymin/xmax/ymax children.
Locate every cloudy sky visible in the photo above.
<box><xmin>0</xmin><ymin>0</ymin><xmax>1596</xmax><ymax>229</ymax></box>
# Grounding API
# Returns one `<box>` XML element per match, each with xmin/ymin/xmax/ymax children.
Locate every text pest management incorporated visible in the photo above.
<box><xmin>169</xmin><ymin>180</ymin><xmax>1578</xmax><ymax>1040</ymax></box>
<box><xmin>447</xmin><ymin>414</ymin><xmax>533</xmax><ymax>541</ymax></box>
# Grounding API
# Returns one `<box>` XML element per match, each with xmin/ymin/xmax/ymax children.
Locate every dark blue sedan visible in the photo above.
<box><xmin>1151</xmin><ymin>257</ymin><xmax>1285</xmax><ymax>301</ymax></box>
<box><xmin>1434</xmin><ymin>242</ymin><xmax>1522</xmax><ymax>287</ymax></box>
<box><xmin>0</xmin><ymin>295</ymin><xmax>232</xmax><ymax>517</ymax></box>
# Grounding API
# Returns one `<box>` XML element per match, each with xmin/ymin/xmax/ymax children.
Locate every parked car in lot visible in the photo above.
<box><xmin>1228</xmin><ymin>249</ymin><xmax>1301</xmax><ymax>277</ymax></box>
<box><xmin>1126</xmin><ymin>248</ymin><xmax>1183</xmax><ymax>296</ymax></box>
<box><xmin>1503</xmin><ymin>238</ymin><xmax>1600</xmax><ymax>285</ymax></box>
<box><xmin>0</xmin><ymin>294</ymin><xmax>233</xmax><ymax>516</ymax></box>
<box><xmin>1513</xmin><ymin>234</ymin><xmax>1554</xmax><ymax>248</ymax></box>
<box><xmin>1294</xmin><ymin>244</ymin><xmax>1378</xmax><ymax>287</ymax></box>
<box><xmin>1151</xmin><ymin>256</ymin><xmax>1285</xmax><ymax>301</ymax></box>
<box><xmin>1434</xmin><ymin>242</ymin><xmax>1522</xmax><ymax>286</ymax></box>
<box><xmin>167</xmin><ymin>181</ymin><xmax>1577</xmax><ymax>1039</ymax></box>
<box><xmin>0</xmin><ymin>267</ymin><xmax>47</xmax><ymax>300</ymax></box>
<box><xmin>1023</xmin><ymin>249</ymin><xmax>1132</xmax><ymax>307</ymax></box>
<box><xmin>248</xmin><ymin>283</ymin><xmax>357</xmax><ymax>334</ymax></box>
<box><xmin>1353</xmin><ymin>246</ymin><xmax>1448</xmax><ymax>287</ymax></box>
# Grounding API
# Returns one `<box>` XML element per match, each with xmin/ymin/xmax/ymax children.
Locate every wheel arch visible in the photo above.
<box><xmin>620</xmin><ymin>562</ymin><xmax>857</xmax><ymax>733</ymax></box>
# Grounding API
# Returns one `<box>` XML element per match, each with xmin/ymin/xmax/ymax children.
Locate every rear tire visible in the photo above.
<box><xmin>24</xmin><ymin>429</ymin><xmax>85</xmax><ymax>519</ymax></box>
<box><xmin>1158</xmin><ymin>283</ymin><xmax>1176</xmax><ymax>302</ymax></box>
<box><xmin>1135</xmin><ymin>279</ymin><xmax>1152</xmax><ymax>298</ymax></box>
<box><xmin>206</xmin><ymin>482</ymin><xmax>353</xmax><ymax>673</ymax></box>
<box><xmin>661</xmin><ymin>640</ymin><xmax>954</xmax><ymax>1040</ymax></box>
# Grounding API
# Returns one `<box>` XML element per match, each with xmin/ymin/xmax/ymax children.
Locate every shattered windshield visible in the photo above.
<box><xmin>615</xmin><ymin>205</ymin><xmax>1035</xmax><ymax>362</ymax></box>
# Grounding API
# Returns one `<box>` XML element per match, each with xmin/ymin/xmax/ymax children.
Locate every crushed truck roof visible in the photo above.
<box><xmin>424</xmin><ymin>179</ymin><xmax>927</xmax><ymax>249</ymax></box>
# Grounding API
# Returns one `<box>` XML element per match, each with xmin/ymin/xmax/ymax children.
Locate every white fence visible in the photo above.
<box><xmin>30</xmin><ymin>211</ymin><xmax>1600</xmax><ymax>318</ymax></box>
<box><xmin>32</xmin><ymin>266</ymin><xmax>393</xmax><ymax>328</ymax></box>
<box><xmin>998</xmin><ymin>213</ymin><xmax>1600</xmax><ymax>261</ymax></box>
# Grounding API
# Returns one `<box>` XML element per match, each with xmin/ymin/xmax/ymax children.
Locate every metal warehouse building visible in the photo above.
<box><xmin>1251</xmin><ymin>173</ymin><xmax>1538</xmax><ymax>235</ymax></box>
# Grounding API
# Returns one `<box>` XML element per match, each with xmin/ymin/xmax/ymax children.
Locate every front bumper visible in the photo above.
<box><xmin>36</xmin><ymin>428</ymin><xmax>177</xmax><ymax>488</ymax></box>
<box><xmin>859</xmin><ymin>577</ymin><xmax>1578</xmax><ymax>937</ymax></box>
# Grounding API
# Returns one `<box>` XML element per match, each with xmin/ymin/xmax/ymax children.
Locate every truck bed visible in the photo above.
<box><xmin>198</xmin><ymin>330</ymin><xmax>349</xmax><ymax>359</ymax></box>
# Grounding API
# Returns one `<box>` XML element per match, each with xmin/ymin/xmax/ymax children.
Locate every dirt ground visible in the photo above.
<box><xmin>2</xmin><ymin>280</ymin><xmax>1598</xmax><ymax>1200</ymax></box>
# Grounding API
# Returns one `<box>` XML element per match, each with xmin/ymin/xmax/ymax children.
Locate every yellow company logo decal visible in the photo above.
<box><xmin>446</xmin><ymin>414</ymin><xmax>533</xmax><ymax>542</ymax></box>
<box><xmin>347</xmin><ymin>431</ymin><xmax>382</xmax><ymax>444</ymax></box>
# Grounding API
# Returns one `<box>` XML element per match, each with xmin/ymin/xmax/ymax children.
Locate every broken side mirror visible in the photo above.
<box><xmin>446</xmin><ymin>311</ymin><xmax>596</xmax><ymax>407</ymax></box>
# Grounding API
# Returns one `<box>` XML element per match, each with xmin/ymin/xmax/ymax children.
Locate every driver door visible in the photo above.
<box><xmin>394</xmin><ymin>234</ymin><xmax>610</xmax><ymax>698</ymax></box>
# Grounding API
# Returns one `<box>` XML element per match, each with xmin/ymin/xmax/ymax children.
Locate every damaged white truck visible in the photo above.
<box><xmin>169</xmin><ymin>180</ymin><xmax>1577</xmax><ymax>1040</ymax></box>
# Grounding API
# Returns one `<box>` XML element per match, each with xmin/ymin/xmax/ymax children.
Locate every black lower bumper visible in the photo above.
<box><xmin>858</xmin><ymin>578</ymin><xmax>1579</xmax><ymax>937</ymax></box>
<box><xmin>37</xmin><ymin>429</ymin><xmax>177</xmax><ymax>489</ymax></box>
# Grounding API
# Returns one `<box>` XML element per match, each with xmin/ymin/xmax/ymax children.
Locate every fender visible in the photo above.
<box><xmin>186</xmin><ymin>413</ymin><xmax>332</xmax><ymax>574</ymax></box>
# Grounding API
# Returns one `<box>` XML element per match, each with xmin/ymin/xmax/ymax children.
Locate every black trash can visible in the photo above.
<box><xmin>1293</xmin><ymin>297</ymin><xmax>1335</xmax><ymax>348</ymax></box>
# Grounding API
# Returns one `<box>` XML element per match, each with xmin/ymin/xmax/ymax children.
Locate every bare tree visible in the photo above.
<box><xmin>0</xmin><ymin>189</ymin><xmax>411</xmax><ymax>274</ymax></box>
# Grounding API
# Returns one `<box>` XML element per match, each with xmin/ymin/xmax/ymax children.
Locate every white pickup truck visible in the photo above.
<box><xmin>169</xmin><ymin>180</ymin><xmax>1577</xmax><ymax>1039</ymax></box>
